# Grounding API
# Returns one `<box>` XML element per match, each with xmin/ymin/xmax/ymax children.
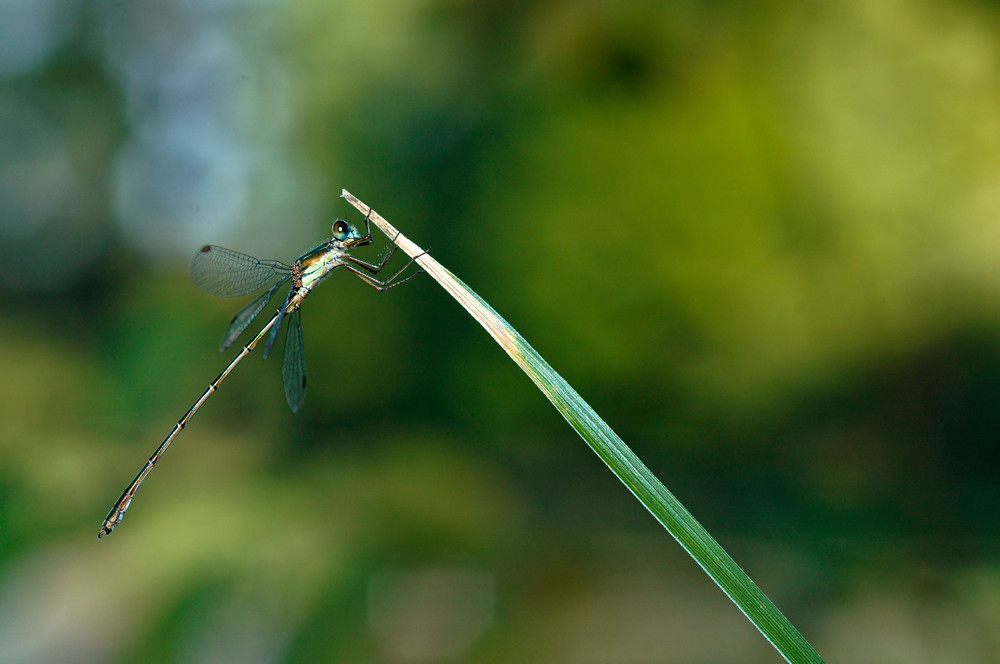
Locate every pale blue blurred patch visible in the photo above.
<box><xmin>0</xmin><ymin>0</ymin><xmax>81</xmax><ymax>75</ymax></box>
<box><xmin>113</xmin><ymin>126</ymin><xmax>250</xmax><ymax>258</ymax></box>
<box><xmin>0</xmin><ymin>0</ymin><xmax>322</xmax><ymax>291</ymax></box>
<box><xmin>95</xmin><ymin>0</ymin><xmax>320</xmax><ymax>262</ymax></box>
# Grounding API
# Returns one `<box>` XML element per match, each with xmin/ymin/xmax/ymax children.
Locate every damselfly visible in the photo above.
<box><xmin>98</xmin><ymin>216</ymin><xmax>420</xmax><ymax>538</ymax></box>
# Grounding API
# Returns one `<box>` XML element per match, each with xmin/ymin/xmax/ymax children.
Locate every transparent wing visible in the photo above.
<box><xmin>191</xmin><ymin>245</ymin><xmax>291</xmax><ymax>298</ymax></box>
<box><xmin>263</xmin><ymin>293</ymin><xmax>290</xmax><ymax>360</ymax></box>
<box><xmin>219</xmin><ymin>279</ymin><xmax>288</xmax><ymax>351</ymax></box>
<box><xmin>282</xmin><ymin>308</ymin><xmax>307</xmax><ymax>413</ymax></box>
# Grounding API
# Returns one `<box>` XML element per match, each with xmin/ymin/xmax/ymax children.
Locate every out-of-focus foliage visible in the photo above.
<box><xmin>1</xmin><ymin>0</ymin><xmax>999</xmax><ymax>662</ymax></box>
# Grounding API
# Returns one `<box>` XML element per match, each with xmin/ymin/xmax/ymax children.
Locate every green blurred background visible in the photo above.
<box><xmin>2</xmin><ymin>0</ymin><xmax>999</xmax><ymax>662</ymax></box>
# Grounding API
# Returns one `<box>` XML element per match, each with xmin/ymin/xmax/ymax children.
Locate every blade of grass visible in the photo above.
<box><xmin>341</xmin><ymin>189</ymin><xmax>825</xmax><ymax>664</ymax></box>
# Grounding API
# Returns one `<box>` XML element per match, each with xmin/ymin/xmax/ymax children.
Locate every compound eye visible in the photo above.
<box><xmin>332</xmin><ymin>219</ymin><xmax>351</xmax><ymax>240</ymax></box>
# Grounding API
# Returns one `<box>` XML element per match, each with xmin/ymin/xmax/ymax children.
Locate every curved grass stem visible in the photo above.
<box><xmin>341</xmin><ymin>189</ymin><xmax>825</xmax><ymax>664</ymax></box>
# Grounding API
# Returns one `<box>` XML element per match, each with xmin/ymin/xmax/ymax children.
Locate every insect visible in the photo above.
<box><xmin>99</xmin><ymin>216</ymin><xmax>420</xmax><ymax>538</ymax></box>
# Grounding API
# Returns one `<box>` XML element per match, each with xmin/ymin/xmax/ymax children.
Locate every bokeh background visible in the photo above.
<box><xmin>2</xmin><ymin>0</ymin><xmax>999</xmax><ymax>662</ymax></box>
